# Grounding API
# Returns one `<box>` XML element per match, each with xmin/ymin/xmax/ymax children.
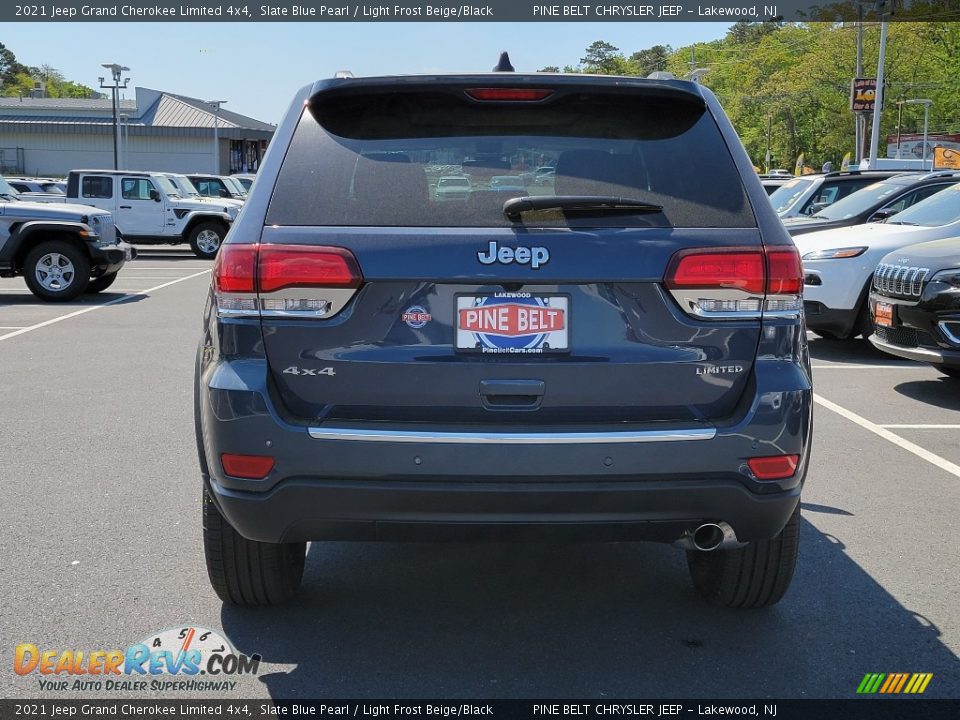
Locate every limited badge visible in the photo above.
<box><xmin>402</xmin><ymin>306</ymin><xmax>432</xmax><ymax>329</ymax></box>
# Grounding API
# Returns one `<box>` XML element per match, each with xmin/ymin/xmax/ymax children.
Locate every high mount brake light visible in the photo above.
<box><xmin>465</xmin><ymin>88</ymin><xmax>554</xmax><ymax>102</ymax></box>
<box><xmin>213</xmin><ymin>244</ymin><xmax>363</xmax><ymax>318</ymax></box>
<box><xmin>664</xmin><ymin>246</ymin><xmax>802</xmax><ymax>319</ymax></box>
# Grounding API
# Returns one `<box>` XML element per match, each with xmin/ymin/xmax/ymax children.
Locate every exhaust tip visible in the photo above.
<box><xmin>692</xmin><ymin>523</ymin><xmax>725</xmax><ymax>552</ymax></box>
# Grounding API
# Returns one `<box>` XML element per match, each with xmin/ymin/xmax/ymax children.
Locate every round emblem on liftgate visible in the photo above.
<box><xmin>402</xmin><ymin>306</ymin><xmax>432</xmax><ymax>329</ymax></box>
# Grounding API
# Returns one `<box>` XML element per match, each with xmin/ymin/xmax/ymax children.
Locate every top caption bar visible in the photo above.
<box><xmin>6</xmin><ymin>0</ymin><xmax>959</xmax><ymax>22</ymax></box>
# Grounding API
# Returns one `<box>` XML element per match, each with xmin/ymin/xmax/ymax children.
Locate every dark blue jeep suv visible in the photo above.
<box><xmin>196</xmin><ymin>64</ymin><xmax>813</xmax><ymax>608</ymax></box>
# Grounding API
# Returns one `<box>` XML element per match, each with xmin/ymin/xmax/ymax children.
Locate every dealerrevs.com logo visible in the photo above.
<box><xmin>14</xmin><ymin>626</ymin><xmax>260</xmax><ymax>693</ymax></box>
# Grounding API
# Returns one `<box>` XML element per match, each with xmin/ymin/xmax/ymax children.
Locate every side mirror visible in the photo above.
<box><xmin>219</xmin><ymin>188</ymin><xmax>231</xmax><ymax>198</ymax></box>
<box><xmin>869</xmin><ymin>207</ymin><xmax>898</xmax><ymax>222</ymax></box>
<box><xmin>149</xmin><ymin>189</ymin><xmax>161</xmax><ymax>202</ymax></box>
<box><xmin>805</xmin><ymin>202</ymin><xmax>827</xmax><ymax>215</ymax></box>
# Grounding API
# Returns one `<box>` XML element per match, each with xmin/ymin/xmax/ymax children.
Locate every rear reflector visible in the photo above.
<box><xmin>465</xmin><ymin>88</ymin><xmax>554</xmax><ymax>102</ymax></box>
<box><xmin>221</xmin><ymin>453</ymin><xmax>275</xmax><ymax>479</ymax></box>
<box><xmin>748</xmin><ymin>455</ymin><xmax>800</xmax><ymax>480</ymax></box>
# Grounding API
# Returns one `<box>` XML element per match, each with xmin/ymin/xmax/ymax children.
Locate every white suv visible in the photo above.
<box><xmin>66</xmin><ymin>170</ymin><xmax>236</xmax><ymax>259</ymax></box>
<box><xmin>797</xmin><ymin>181</ymin><xmax>960</xmax><ymax>339</ymax></box>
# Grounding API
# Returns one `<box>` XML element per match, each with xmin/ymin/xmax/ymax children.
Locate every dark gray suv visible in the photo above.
<box><xmin>195</xmin><ymin>66</ymin><xmax>813</xmax><ymax>608</ymax></box>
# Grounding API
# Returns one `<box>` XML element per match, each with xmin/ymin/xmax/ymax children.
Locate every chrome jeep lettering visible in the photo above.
<box><xmin>477</xmin><ymin>241</ymin><xmax>549</xmax><ymax>269</ymax></box>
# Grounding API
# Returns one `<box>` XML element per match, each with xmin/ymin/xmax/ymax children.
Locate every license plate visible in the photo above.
<box><xmin>456</xmin><ymin>294</ymin><xmax>569</xmax><ymax>354</ymax></box>
<box><xmin>874</xmin><ymin>301</ymin><xmax>894</xmax><ymax>327</ymax></box>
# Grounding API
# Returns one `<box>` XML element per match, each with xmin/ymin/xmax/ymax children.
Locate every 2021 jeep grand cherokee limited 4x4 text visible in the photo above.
<box><xmin>195</xmin><ymin>66</ymin><xmax>813</xmax><ymax>608</ymax></box>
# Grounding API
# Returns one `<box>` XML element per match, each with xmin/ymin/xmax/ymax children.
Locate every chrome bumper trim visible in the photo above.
<box><xmin>307</xmin><ymin>426</ymin><xmax>716</xmax><ymax>444</ymax></box>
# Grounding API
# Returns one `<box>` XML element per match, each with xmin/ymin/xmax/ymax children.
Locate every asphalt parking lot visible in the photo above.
<box><xmin>1</xmin><ymin>248</ymin><xmax>958</xmax><ymax>699</ymax></box>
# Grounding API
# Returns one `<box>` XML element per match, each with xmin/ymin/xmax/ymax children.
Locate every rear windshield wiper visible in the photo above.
<box><xmin>503</xmin><ymin>195</ymin><xmax>663</xmax><ymax>221</ymax></box>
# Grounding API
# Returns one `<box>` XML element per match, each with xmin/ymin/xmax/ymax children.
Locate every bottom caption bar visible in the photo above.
<box><xmin>1</xmin><ymin>701</ymin><xmax>958</xmax><ymax>720</ymax></box>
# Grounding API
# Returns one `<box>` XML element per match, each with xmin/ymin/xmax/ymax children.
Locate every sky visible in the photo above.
<box><xmin>8</xmin><ymin>22</ymin><xmax>731</xmax><ymax>123</ymax></box>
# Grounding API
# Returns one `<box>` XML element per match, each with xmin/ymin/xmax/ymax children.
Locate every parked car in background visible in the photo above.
<box><xmin>232</xmin><ymin>173</ymin><xmax>257</xmax><ymax>192</ymax></box>
<box><xmin>869</xmin><ymin>237</ymin><xmax>960</xmax><ymax>378</ymax></box>
<box><xmin>768</xmin><ymin>170</ymin><xmax>904</xmax><ymax>219</ymax></box>
<box><xmin>4</xmin><ymin>177</ymin><xmax>67</xmax><ymax>204</ymax></box>
<box><xmin>799</xmin><ymin>182</ymin><xmax>960</xmax><ymax>340</ymax></box>
<box><xmin>1</xmin><ymin>175</ymin><xmax>132</xmax><ymax>301</ymax></box>
<box><xmin>435</xmin><ymin>175</ymin><xmax>472</xmax><ymax>200</ymax></box>
<box><xmin>66</xmin><ymin>170</ymin><xmax>234</xmax><ymax>259</ymax></box>
<box><xmin>760</xmin><ymin>177</ymin><xmax>791</xmax><ymax>195</ymax></box>
<box><xmin>782</xmin><ymin>171</ymin><xmax>960</xmax><ymax>236</ymax></box>
<box><xmin>533</xmin><ymin>166</ymin><xmax>556</xmax><ymax>184</ymax></box>
<box><xmin>488</xmin><ymin>175</ymin><xmax>526</xmax><ymax>193</ymax></box>
<box><xmin>159</xmin><ymin>173</ymin><xmax>244</xmax><ymax>217</ymax></box>
<box><xmin>6</xmin><ymin>178</ymin><xmax>66</xmax><ymax>195</ymax></box>
<box><xmin>187</xmin><ymin>174</ymin><xmax>247</xmax><ymax>201</ymax></box>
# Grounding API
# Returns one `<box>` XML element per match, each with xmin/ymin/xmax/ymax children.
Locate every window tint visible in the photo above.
<box><xmin>82</xmin><ymin>176</ymin><xmax>113</xmax><ymax>199</ymax></box>
<box><xmin>192</xmin><ymin>178</ymin><xmax>227</xmax><ymax>197</ymax></box>
<box><xmin>887</xmin><ymin>182</ymin><xmax>960</xmax><ymax>227</ymax></box>
<box><xmin>814</xmin><ymin>181</ymin><xmax>904</xmax><ymax>220</ymax></box>
<box><xmin>121</xmin><ymin>178</ymin><xmax>155</xmax><ymax>200</ymax></box>
<box><xmin>266</xmin><ymin>89</ymin><xmax>755</xmax><ymax>228</ymax></box>
<box><xmin>768</xmin><ymin>178</ymin><xmax>813</xmax><ymax>213</ymax></box>
<box><xmin>10</xmin><ymin>183</ymin><xmax>29</xmax><ymax>193</ymax></box>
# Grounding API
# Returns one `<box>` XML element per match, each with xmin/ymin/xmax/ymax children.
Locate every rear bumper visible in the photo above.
<box><xmin>197</xmin><ymin>355</ymin><xmax>812</xmax><ymax>545</ymax></box>
<box><xmin>208</xmin><ymin>475</ymin><xmax>801</xmax><ymax>543</ymax></box>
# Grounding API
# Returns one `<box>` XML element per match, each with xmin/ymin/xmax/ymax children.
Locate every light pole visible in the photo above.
<box><xmin>99</xmin><ymin>63</ymin><xmax>130</xmax><ymax>171</ymax></box>
<box><xmin>902</xmin><ymin>99</ymin><xmax>933</xmax><ymax>170</ymax></box>
<box><xmin>119</xmin><ymin>113</ymin><xmax>127</xmax><ymax>169</ymax></box>
<box><xmin>206</xmin><ymin>100</ymin><xmax>227</xmax><ymax>174</ymax></box>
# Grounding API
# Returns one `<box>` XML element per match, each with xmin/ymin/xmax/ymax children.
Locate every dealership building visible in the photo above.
<box><xmin>0</xmin><ymin>87</ymin><xmax>275</xmax><ymax>177</ymax></box>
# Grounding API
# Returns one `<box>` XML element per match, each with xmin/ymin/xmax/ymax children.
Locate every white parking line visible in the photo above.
<box><xmin>811</xmin><ymin>364</ymin><xmax>919</xmax><ymax>370</ymax></box>
<box><xmin>0</xmin><ymin>270</ymin><xmax>210</xmax><ymax>343</ymax></box>
<box><xmin>814</xmin><ymin>393</ymin><xmax>960</xmax><ymax>479</ymax></box>
<box><xmin>880</xmin><ymin>424</ymin><xmax>960</xmax><ymax>429</ymax></box>
<box><xmin>0</xmin><ymin>326</ymin><xmax>25</xmax><ymax>329</ymax></box>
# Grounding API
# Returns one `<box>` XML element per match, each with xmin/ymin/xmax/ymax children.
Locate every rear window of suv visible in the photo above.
<box><xmin>266</xmin><ymin>85</ymin><xmax>756</xmax><ymax>229</ymax></box>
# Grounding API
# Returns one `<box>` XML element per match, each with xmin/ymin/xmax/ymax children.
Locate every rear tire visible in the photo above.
<box><xmin>86</xmin><ymin>272</ymin><xmax>118</xmax><ymax>294</ymax></box>
<box><xmin>687</xmin><ymin>505</ymin><xmax>800</xmax><ymax>609</ymax></box>
<box><xmin>203</xmin><ymin>490</ymin><xmax>306</xmax><ymax>605</ymax></box>
<box><xmin>188</xmin><ymin>222</ymin><xmax>226</xmax><ymax>259</ymax></box>
<box><xmin>934</xmin><ymin>365</ymin><xmax>960</xmax><ymax>379</ymax></box>
<box><xmin>23</xmin><ymin>240</ymin><xmax>90</xmax><ymax>302</ymax></box>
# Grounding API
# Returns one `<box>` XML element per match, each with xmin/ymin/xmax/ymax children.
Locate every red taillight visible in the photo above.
<box><xmin>665</xmin><ymin>248</ymin><xmax>765</xmax><ymax>295</ymax></box>
<box><xmin>213</xmin><ymin>245</ymin><xmax>257</xmax><ymax>293</ymax></box>
<box><xmin>465</xmin><ymin>88</ymin><xmax>554</xmax><ymax>102</ymax></box>
<box><xmin>221</xmin><ymin>453</ymin><xmax>275</xmax><ymax>479</ymax></box>
<box><xmin>258</xmin><ymin>245</ymin><xmax>362</xmax><ymax>293</ymax></box>
<box><xmin>766</xmin><ymin>247</ymin><xmax>803</xmax><ymax>295</ymax></box>
<box><xmin>748</xmin><ymin>455</ymin><xmax>800</xmax><ymax>480</ymax></box>
<box><xmin>664</xmin><ymin>245</ymin><xmax>804</xmax><ymax>319</ymax></box>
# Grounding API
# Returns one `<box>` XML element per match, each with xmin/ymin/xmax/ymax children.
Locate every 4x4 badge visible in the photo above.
<box><xmin>477</xmin><ymin>241</ymin><xmax>549</xmax><ymax>270</ymax></box>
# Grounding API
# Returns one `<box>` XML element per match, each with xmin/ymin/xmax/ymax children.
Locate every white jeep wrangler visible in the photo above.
<box><xmin>66</xmin><ymin>170</ymin><xmax>236</xmax><ymax>259</ymax></box>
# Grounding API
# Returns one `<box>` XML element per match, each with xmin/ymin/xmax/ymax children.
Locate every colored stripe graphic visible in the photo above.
<box><xmin>857</xmin><ymin>673</ymin><xmax>932</xmax><ymax>694</ymax></box>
